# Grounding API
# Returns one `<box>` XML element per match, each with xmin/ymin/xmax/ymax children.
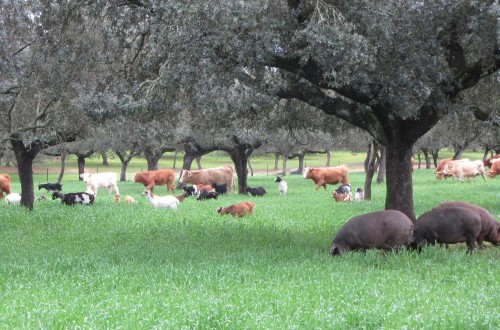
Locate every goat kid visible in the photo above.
<box><xmin>52</xmin><ymin>191</ymin><xmax>94</xmax><ymax>206</ymax></box>
<box><xmin>274</xmin><ymin>176</ymin><xmax>288</xmax><ymax>196</ymax></box>
<box><xmin>141</xmin><ymin>189</ymin><xmax>179</xmax><ymax>210</ymax></box>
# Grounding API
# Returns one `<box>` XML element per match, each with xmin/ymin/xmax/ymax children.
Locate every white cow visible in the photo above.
<box><xmin>80</xmin><ymin>172</ymin><xmax>119</xmax><ymax>196</ymax></box>
<box><xmin>442</xmin><ymin>160</ymin><xmax>486</xmax><ymax>182</ymax></box>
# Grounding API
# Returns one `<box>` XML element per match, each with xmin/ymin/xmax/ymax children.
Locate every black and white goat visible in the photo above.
<box><xmin>274</xmin><ymin>176</ymin><xmax>288</xmax><ymax>196</ymax></box>
<box><xmin>197</xmin><ymin>189</ymin><xmax>218</xmax><ymax>201</ymax></box>
<box><xmin>52</xmin><ymin>191</ymin><xmax>94</xmax><ymax>206</ymax></box>
<box><xmin>39</xmin><ymin>183</ymin><xmax>63</xmax><ymax>192</ymax></box>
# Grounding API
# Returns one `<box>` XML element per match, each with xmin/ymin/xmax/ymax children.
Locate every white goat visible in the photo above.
<box><xmin>275</xmin><ymin>176</ymin><xmax>288</xmax><ymax>196</ymax></box>
<box><xmin>141</xmin><ymin>189</ymin><xmax>179</xmax><ymax>210</ymax></box>
<box><xmin>5</xmin><ymin>193</ymin><xmax>21</xmax><ymax>204</ymax></box>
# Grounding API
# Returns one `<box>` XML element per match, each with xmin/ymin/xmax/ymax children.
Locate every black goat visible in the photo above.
<box><xmin>246</xmin><ymin>186</ymin><xmax>267</xmax><ymax>197</ymax></box>
<box><xmin>52</xmin><ymin>191</ymin><xmax>94</xmax><ymax>206</ymax></box>
<box><xmin>39</xmin><ymin>183</ymin><xmax>63</xmax><ymax>192</ymax></box>
<box><xmin>212</xmin><ymin>183</ymin><xmax>228</xmax><ymax>195</ymax></box>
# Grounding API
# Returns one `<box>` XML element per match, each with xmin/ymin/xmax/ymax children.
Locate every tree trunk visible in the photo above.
<box><xmin>144</xmin><ymin>151</ymin><xmax>160</xmax><ymax>171</ymax></box>
<box><xmin>57</xmin><ymin>153</ymin><xmax>66</xmax><ymax>184</ymax></box>
<box><xmin>385</xmin><ymin>140</ymin><xmax>415</xmax><ymax>222</ymax></box>
<box><xmin>228</xmin><ymin>152</ymin><xmax>249</xmax><ymax>194</ymax></box>
<box><xmin>274</xmin><ymin>153</ymin><xmax>279</xmax><ymax>170</ymax></box>
<box><xmin>101</xmin><ymin>151</ymin><xmax>109</xmax><ymax>166</ymax></box>
<box><xmin>173</xmin><ymin>150</ymin><xmax>178</xmax><ymax>169</ymax></box>
<box><xmin>325</xmin><ymin>149</ymin><xmax>331</xmax><ymax>166</ymax></box>
<box><xmin>77</xmin><ymin>155</ymin><xmax>86</xmax><ymax>180</ymax></box>
<box><xmin>196</xmin><ymin>156</ymin><xmax>202</xmax><ymax>169</ymax></box>
<box><xmin>376</xmin><ymin>146</ymin><xmax>386</xmax><ymax>184</ymax></box>
<box><xmin>452</xmin><ymin>143</ymin><xmax>463</xmax><ymax>160</ymax></box>
<box><xmin>10</xmin><ymin>139</ymin><xmax>39</xmax><ymax>210</ymax></box>
<box><xmin>363</xmin><ymin>141</ymin><xmax>376</xmax><ymax>200</ymax></box>
<box><xmin>248</xmin><ymin>158</ymin><xmax>254</xmax><ymax>177</ymax></box>
<box><xmin>297</xmin><ymin>154</ymin><xmax>305</xmax><ymax>174</ymax></box>
<box><xmin>281</xmin><ymin>153</ymin><xmax>288</xmax><ymax>177</ymax></box>
<box><xmin>430</xmin><ymin>149</ymin><xmax>439</xmax><ymax>168</ymax></box>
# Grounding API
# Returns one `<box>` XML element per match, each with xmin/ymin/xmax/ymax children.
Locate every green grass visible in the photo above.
<box><xmin>0</xmin><ymin>156</ymin><xmax>499</xmax><ymax>328</ymax></box>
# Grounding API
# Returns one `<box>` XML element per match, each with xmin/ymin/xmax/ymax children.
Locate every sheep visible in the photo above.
<box><xmin>141</xmin><ymin>189</ymin><xmax>179</xmax><ymax>210</ymax></box>
<box><xmin>5</xmin><ymin>193</ymin><xmax>21</xmax><ymax>204</ymax></box>
<box><xmin>274</xmin><ymin>176</ymin><xmax>288</xmax><ymax>196</ymax></box>
<box><xmin>52</xmin><ymin>191</ymin><xmax>94</xmax><ymax>206</ymax></box>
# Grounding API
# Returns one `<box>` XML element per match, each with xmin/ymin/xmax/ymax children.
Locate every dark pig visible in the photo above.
<box><xmin>329</xmin><ymin>210</ymin><xmax>414</xmax><ymax>256</ymax></box>
<box><xmin>412</xmin><ymin>207</ymin><xmax>482</xmax><ymax>255</ymax></box>
<box><xmin>434</xmin><ymin>201</ymin><xmax>500</xmax><ymax>247</ymax></box>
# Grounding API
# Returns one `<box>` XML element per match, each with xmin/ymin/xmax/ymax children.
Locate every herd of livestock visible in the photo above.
<box><xmin>0</xmin><ymin>155</ymin><xmax>499</xmax><ymax>255</ymax></box>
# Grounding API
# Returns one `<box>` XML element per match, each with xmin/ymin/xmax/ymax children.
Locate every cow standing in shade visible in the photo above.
<box><xmin>179</xmin><ymin>166</ymin><xmax>234</xmax><ymax>192</ymax></box>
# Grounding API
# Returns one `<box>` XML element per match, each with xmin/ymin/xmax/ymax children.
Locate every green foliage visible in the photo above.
<box><xmin>0</xmin><ymin>168</ymin><xmax>498</xmax><ymax>328</ymax></box>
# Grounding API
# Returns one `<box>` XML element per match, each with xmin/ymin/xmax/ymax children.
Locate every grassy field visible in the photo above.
<box><xmin>0</xmin><ymin>152</ymin><xmax>499</xmax><ymax>328</ymax></box>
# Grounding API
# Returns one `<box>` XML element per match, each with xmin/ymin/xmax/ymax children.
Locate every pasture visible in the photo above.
<box><xmin>0</xmin><ymin>161</ymin><xmax>499</xmax><ymax>328</ymax></box>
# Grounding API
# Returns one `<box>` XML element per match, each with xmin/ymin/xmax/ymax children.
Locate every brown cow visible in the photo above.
<box><xmin>483</xmin><ymin>155</ymin><xmax>500</xmax><ymax>169</ymax></box>
<box><xmin>179</xmin><ymin>166</ymin><xmax>234</xmax><ymax>191</ymax></box>
<box><xmin>133</xmin><ymin>169</ymin><xmax>175</xmax><ymax>193</ymax></box>
<box><xmin>303</xmin><ymin>166</ymin><xmax>349</xmax><ymax>190</ymax></box>
<box><xmin>487</xmin><ymin>161</ymin><xmax>500</xmax><ymax>179</ymax></box>
<box><xmin>217</xmin><ymin>201</ymin><xmax>255</xmax><ymax>217</ymax></box>
<box><xmin>0</xmin><ymin>174</ymin><xmax>11</xmax><ymax>200</ymax></box>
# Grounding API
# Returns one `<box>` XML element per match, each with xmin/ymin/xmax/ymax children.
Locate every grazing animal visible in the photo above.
<box><xmin>441</xmin><ymin>160</ymin><xmax>486</xmax><ymax>182</ymax></box>
<box><xmin>354</xmin><ymin>188</ymin><xmax>364</xmax><ymax>201</ymax></box>
<box><xmin>194</xmin><ymin>184</ymin><xmax>215</xmax><ymax>196</ymax></box>
<box><xmin>80</xmin><ymin>172</ymin><xmax>119</xmax><ymax>196</ymax></box>
<box><xmin>334</xmin><ymin>184</ymin><xmax>351</xmax><ymax>195</ymax></box>
<box><xmin>0</xmin><ymin>174</ymin><xmax>11</xmax><ymax>200</ymax></box>
<box><xmin>411</xmin><ymin>207</ymin><xmax>482</xmax><ymax>255</ymax></box>
<box><xmin>179</xmin><ymin>166</ymin><xmax>234</xmax><ymax>192</ymax></box>
<box><xmin>217</xmin><ymin>202</ymin><xmax>255</xmax><ymax>217</ymax></box>
<box><xmin>332</xmin><ymin>191</ymin><xmax>352</xmax><ymax>202</ymax></box>
<box><xmin>52</xmin><ymin>191</ymin><xmax>95</xmax><ymax>206</ymax></box>
<box><xmin>245</xmin><ymin>186</ymin><xmax>267</xmax><ymax>197</ymax></box>
<box><xmin>197</xmin><ymin>190</ymin><xmax>218</xmax><ymax>201</ymax></box>
<box><xmin>141</xmin><ymin>189</ymin><xmax>179</xmax><ymax>209</ymax></box>
<box><xmin>329</xmin><ymin>210</ymin><xmax>413</xmax><ymax>256</ymax></box>
<box><xmin>487</xmin><ymin>161</ymin><xmax>500</xmax><ymax>179</ymax></box>
<box><xmin>275</xmin><ymin>176</ymin><xmax>288</xmax><ymax>196</ymax></box>
<box><xmin>114</xmin><ymin>194</ymin><xmax>137</xmax><ymax>203</ymax></box>
<box><xmin>5</xmin><ymin>193</ymin><xmax>21</xmax><ymax>204</ymax></box>
<box><xmin>181</xmin><ymin>185</ymin><xmax>196</xmax><ymax>196</ymax></box>
<box><xmin>434</xmin><ymin>201</ymin><xmax>500</xmax><ymax>248</ymax></box>
<box><xmin>482</xmin><ymin>155</ymin><xmax>500</xmax><ymax>169</ymax></box>
<box><xmin>134</xmin><ymin>169</ymin><xmax>175</xmax><ymax>193</ymax></box>
<box><xmin>212</xmin><ymin>183</ymin><xmax>228</xmax><ymax>195</ymax></box>
<box><xmin>38</xmin><ymin>195</ymin><xmax>48</xmax><ymax>201</ymax></box>
<box><xmin>38</xmin><ymin>183</ymin><xmax>62</xmax><ymax>192</ymax></box>
<box><xmin>303</xmin><ymin>166</ymin><xmax>349</xmax><ymax>190</ymax></box>
<box><xmin>175</xmin><ymin>192</ymin><xmax>190</xmax><ymax>202</ymax></box>
<box><xmin>434</xmin><ymin>158</ymin><xmax>470</xmax><ymax>180</ymax></box>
